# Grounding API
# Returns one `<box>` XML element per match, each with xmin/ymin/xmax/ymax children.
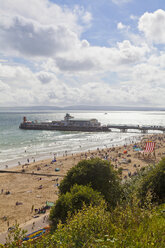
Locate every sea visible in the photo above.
<box><xmin>0</xmin><ymin>109</ymin><xmax>164</xmax><ymax>169</ymax></box>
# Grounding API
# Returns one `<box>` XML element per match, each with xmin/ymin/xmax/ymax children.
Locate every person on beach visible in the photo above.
<box><xmin>32</xmin><ymin>222</ymin><xmax>35</xmax><ymax>229</ymax></box>
<box><xmin>31</xmin><ymin>205</ymin><xmax>34</xmax><ymax>213</ymax></box>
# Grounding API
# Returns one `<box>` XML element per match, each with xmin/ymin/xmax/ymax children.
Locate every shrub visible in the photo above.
<box><xmin>42</xmin><ymin>202</ymin><xmax>165</xmax><ymax>248</ymax></box>
<box><xmin>137</xmin><ymin>158</ymin><xmax>165</xmax><ymax>204</ymax></box>
<box><xmin>59</xmin><ymin>158</ymin><xmax>122</xmax><ymax>207</ymax></box>
<box><xmin>47</xmin><ymin>201</ymin><xmax>109</xmax><ymax>248</ymax></box>
<box><xmin>4</xmin><ymin>200</ymin><xmax>165</xmax><ymax>248</ymax></box>
<box><xmin>49</xmin><ymin>184</ymin><xmax>103</xmax><ymax>230</ymax></box>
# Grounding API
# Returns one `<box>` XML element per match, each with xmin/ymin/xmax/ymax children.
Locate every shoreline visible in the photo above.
<box><xmin>0</xmin><ymin>132</ymin><xmax>143</xmax><ymax>170</ymax></box>
<box><xmin>0</xmin><ymin>133</ymin><xmax>164</xmax><ymax>233</ymax></box>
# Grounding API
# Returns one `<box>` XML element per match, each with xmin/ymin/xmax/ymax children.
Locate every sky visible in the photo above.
<box><xmin>0</xmin><ymin>0</ymin><xmax>165</xmax><ymax>107</ymax></box>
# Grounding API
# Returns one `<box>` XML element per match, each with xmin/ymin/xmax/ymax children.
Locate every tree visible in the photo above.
<box><xmin>137</xmin><ymin>158</ymin><xmax>165</xmax><ymax>204</ymax></box>
<box><xmin>49</xmin><ymin>184</ymin><xmax>103</xmax><ymax>230</ymax></box>
<box><xmin>59</xmin><ymin>158</ymin><xmax>122</xmax><ymax>207</ymax></box>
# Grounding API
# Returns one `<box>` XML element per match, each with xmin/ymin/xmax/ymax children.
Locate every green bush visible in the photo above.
<box><xmin>40</xmin><ymin>202</ymin><xmax>165</xmax><ymax>248</ymax></box>
<box><xmin>4</xmin><ymin>160</ymin><xmax>165</xmax><ymax>248</ymax></box>
<box><xmin>4</xmin><ymin>202</ymin><xmax>165</xmax><ymax>248</ymax></box>
<box><xmin>59</xmin><ymin>158</ymin><xmax>122</xmax><ymax>207</ymax></box>
<box><xmin>44</xmin><ymin>201</ymin><xmax>109</xmax><ymax>248</ymax></box>
<box><xmin>49</xmin><ymin>184</ymin><xmax>103</xmax><ymax>230</ymax></box>
<box><xmin>137</xmin><ymin>158</ymin><xmax>165</xmax><ymax>204</ymax></box>
<box><xmin>122</xmin><ymin>165</ymin><xmax>151</xmax><ymax>203</ymax></box>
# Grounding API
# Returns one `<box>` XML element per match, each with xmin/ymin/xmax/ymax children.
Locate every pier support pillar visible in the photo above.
<box><xmin>120</xmin><ymin>129</ymin><xmax>127</xmax><ymax>133</ymax></box>
<box><xmin>141</xmin><ymin>129</ymin><xmax>148</xmax><ymax>133</ymax></box>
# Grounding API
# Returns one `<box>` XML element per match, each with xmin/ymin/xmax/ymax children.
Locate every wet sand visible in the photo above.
<box><xmin>0</xmin><ymin>133</ymin><xmax>165</xmax><ymax>232</ymax></box>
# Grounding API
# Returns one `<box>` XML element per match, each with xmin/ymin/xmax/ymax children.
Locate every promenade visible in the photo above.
<box><xmin>0</xmin><ymin>213</ymin><xmax>49</xmax><ymax>245</ymax></box>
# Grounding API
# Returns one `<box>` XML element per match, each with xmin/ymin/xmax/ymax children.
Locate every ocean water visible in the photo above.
<box><xmin>0</xmin><ymin>109</ymin><xmax>164</xmax><ymax>169</ymax></box>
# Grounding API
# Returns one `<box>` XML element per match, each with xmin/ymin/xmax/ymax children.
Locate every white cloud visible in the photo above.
<box><xmin>73</xmin><ymin>5</ymin><xmax>92</xmax><ymax>25</ymax></box>
<box><xmin>0</xmin><ymin>15</ymin><xmax>80</xmax><ymax>58</ymax></box>
<box><xmin>56</xmin><ymin>57</ymin><xmax>95</xmax><ymax>72</ymax></box>
<box><xmin>0</xmin><ymin>80</ymin><xmax>10</xmax><ymax>92</ymax></box>
<box><xmin>138</xmin><ymin>9</ymin><xmax>165</xmax><ymax>44</ymax></box>
<box><xmin>0</xmin><ymin>0</ymin><xmax>148</xmax><ymax>73</ymax></box>
<box><xmin>0</xmin><ymin>0</ymin><xmax>91</xmax><ymax>58</ymax></box>
<box><xmin>37</xmin><ymin>71</ymin><xmax>55</xmax><ymax>84</ymax></box>
<box><xmin>116</xmin><ymin>40</ymin><xmax>149</xmax><ymax>63</ymax></box>
<box><xmin>0</xmin><ymin>2</ymin><xmax>164</xmax><ymax>108</ymax></box>
<box><xmin>81</xmin><ymin>11</ymin><xmax>92</xmax><ymax>24</ymax></box>
<box><xmin>148</xmin><ymin>53</ymin><xmax>165</xmax><ymax>69</ymax></box>
<box><xmin>81</xmin><ymin>40</ymin><xmax>90</xmax><ymax>48</ymax></box>
<box><xmin>112</xmin><ymin>0</ymin><xmax>132</xmax><ymax>5</ymax></box>
<box><xmin>130</xmin><ymin>14</ymin><xmax>138</xmax><ymax>20</ymax></box>
<box><xmin>0</xmin><ymin>0</ymin><xmax>87</xmax><ymax>33</ymax></box>
<box><xmin>117</xmin><ymin>22</ymin><xmax>126</xmax><ymax>30</ymax></box>
<box><xmin>117</xmin><ymin>22</ymin><xmax>130</xmax><ymax>32</ymax></box>
<box><xmin>53</xmin><ymin>40</ymin><xmax>149</xmax><ymax>74</ymax></box>
<box><xmin>1</xmin><ymin>57</ymin><xmax>165</xmax><ymax>107</ymax></box>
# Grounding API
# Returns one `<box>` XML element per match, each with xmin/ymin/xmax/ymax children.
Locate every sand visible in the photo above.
<box><xmin>0</xmin><ymin>133</ymin><xmax>165</xmax><ymax>232</ymax></box>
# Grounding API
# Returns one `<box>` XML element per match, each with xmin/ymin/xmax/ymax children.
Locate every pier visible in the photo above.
<box><xmin>106</xmin><ymin>124</ymin><xmax>165</xmax><ymax>133</ymax></box>
<box><xmin>20</xmin><ymin>123</ymin><xmax>165</xmax><ymax>133</ymax></box>
<box><xmin>19</xmin><ymin>115</ymin><xmax>165</xmax><ymax>133</ymax></box>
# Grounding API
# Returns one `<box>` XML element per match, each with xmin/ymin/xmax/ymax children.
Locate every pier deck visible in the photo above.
<box><xmin>107</xmin><ymin>124</ymin><xmax>165</xmax><ymax>133</ymax></box>
<box><xmin>19</xmin><ymin>121</ymin><xmax>165</xmax><ymax>133</ymax></box>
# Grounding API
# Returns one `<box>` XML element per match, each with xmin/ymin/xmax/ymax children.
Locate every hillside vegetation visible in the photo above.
<box><xmin>3</xmin><ymin>158</ymin><xmax>165</xmax><ymax>248</ymax></box>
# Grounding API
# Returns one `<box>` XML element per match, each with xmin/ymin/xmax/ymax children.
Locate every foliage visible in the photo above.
<box><xmin>122</xmin><ymin>158</ymin><xmax>165</xmax><ymax>205</ymax></box>
<box><xmin>4</xmin><ymin>159</ymin><xmax>165</xmax><ymax>248</ymax></box>
<box><xmin>117</xmin><ymin>167</ymin><xmax>123</xmax><ymax>175</ymax></box>
<box><xmin>21</xmin><ymin>202</ymin><xmax>165</xmax><ymax>248</ymax></box>
<box><xmin>136</xmin><ymin>158</ymin><xmax>165</xmax><ymax>204</ymax></box>
<box><xmin>3</xmin><ymin>200</ymin><xmax>165</xmax><ymax>248</ymax></box>
<box><xmin>49</xmin><ymin>184</ymin><xmax>103</xmax><ymax>230</ymax></box>
<box><xmin>59</xmin><ymin>158</ymin><xmax>122</xmax><ymax>207</ymax></box>
<box><xmin>122</xmin><ymin>165</ymin><xmax>152</xmax><ymax>203</ymax></box>
<box><xmin>2</xmin><ymin>224</ymin><xmax>27</xmax><ymax>248</ymax></box>
<box><xmin>49</xmin><ymin>200</ymin><xmax>165</xmax><ymax>248</ymax></box>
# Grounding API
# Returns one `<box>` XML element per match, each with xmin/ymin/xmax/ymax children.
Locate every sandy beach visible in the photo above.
<box><xmin>0</xmin><ymin>133</ymin><xmax>165</xmax><ymax>232</ymax></box>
